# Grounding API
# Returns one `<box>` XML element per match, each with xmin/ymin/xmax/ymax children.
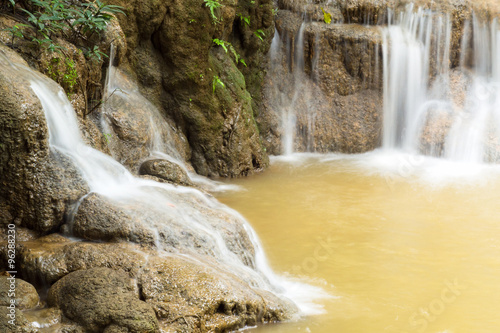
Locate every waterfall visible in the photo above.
<box><xmin>0</xmin><ymin>52</ymin><xmax>327</xmax><ymax>315</ymax></box>
<box><xmin>382</xmin><ymin>6</ymin><xmax>500</xmax><ymax>164</ymax></box>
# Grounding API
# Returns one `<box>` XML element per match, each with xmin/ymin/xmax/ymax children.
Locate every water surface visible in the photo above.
<box><xmin>217</xmin><ymin>152</ymin><xmax>500</xmax><ymax>333</ymax></box>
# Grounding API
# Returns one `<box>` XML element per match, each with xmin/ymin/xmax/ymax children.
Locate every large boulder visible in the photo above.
<box><xmin>0</xmin><ymin>44</ymin><xmax>88</xmax><ymax>233</ymax></box>
<box><xmin>47</xmin><ymin>267</ymin><xmax>159</xmax><ymax>333</ymax></box>
<box><xmin>69</xmin><ymin>189</ymin><xmax>257</xmax><ymax>267</ymax></box>
<box><xmin>1</xmin><ymin>237</ymin><xmax>298</xmax><ymax>331</ymax></box>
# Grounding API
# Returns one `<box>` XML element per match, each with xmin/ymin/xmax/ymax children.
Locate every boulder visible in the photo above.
<box><xmin>142</xmin><ymin>255</ymin><xmax>297</xmax><ymax>332</ymax></box>
<box><xmin>139</xmin><ymin>159</ymin><xmax>191</xmax><ymax>185</ymax></box>
<box><xmin>1</xmin><ymin>236</ymin><xmax>297</xmax><ymax>332</ymax></box>
<box><xmin>47</xmin><ymin>267</ymin><xmax>159</xmax><ymax>333</ymax></box>
<box><xmin>0</xmin><ymin>277</ymin><xmax>39</xmax><ymax>310</ymax></box>
<box><xmin>0</xmin><ymin>43</ymin><xmax>89</xmax><ymax>233</ymax></box>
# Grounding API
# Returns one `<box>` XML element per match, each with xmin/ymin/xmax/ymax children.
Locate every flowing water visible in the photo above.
<box><xmin>0</xmin><ymin>51</ymin><xmax>328</xmax><ymax>318</ymax></box>
<box><xmin>218</xmin><ymin>153</ymin><xmax>500</xmax><ymax>333</ymax></box>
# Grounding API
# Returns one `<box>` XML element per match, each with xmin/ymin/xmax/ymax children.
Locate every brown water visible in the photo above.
<box><xmin>217</xmin><ymin>153</ymin><xmax>500</xmax><ymax>333</ymax></box>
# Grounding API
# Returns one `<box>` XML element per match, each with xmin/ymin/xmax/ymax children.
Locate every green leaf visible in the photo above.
<box><xmin>321</xmin><ymin>7</ymin><xmax>332</xmax><ymax>24</ymax></box>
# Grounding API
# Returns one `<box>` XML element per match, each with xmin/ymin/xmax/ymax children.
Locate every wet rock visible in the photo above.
<box><xmin>69</xmin><ymin>189</ymin><xmax>257</xmax><ymax>267</ymax></box>
<box><xmin>0</xmin><ymin>44</ymin><xmax>89</xmax><ymax>233</ymax></box>
<box><xmin>263</xmin><ymin>10</ymin><xmax>383</xmax><ymax>154</ymax></box>
<box><xmin>0</xmin><ymin>306</ymin><xmax>37</xmax><ymax>333</ymax></box>
<box><xmin>22</xmin><ymin>307</ymin><xmax>67</xmax><ymax>331</ymax></box>
<box><xmin>71</xmin><ymin>193</ymin><xmax>157</xmax><ymax>246</ymax></box>
<box><xmin>142</xmin><ymin>256</ymin><xmax>297</xmax><ymax>332</ymax></box>
<box><xmin>139</xmin><ymin>159</ymin><xmax>191</xmax><ymax>185</ymax></box>
<box><xmin>102</xmin><ymin>68</ymin><xmax>190</xmax><ymax>172</ymax></box>
<box><xmin>7</xmin><ymin>235</ymin><xmax>148</xmax><ymax>285</ymax></box>
<box><xmin>1</xmin><ymin>236</ymin><xmax>298</xmax><ymax>331</ymax></box>
<box><xmin>0</xmin><ymin>277</ymin><xmax>39</xmax><ymax>310</ymax></box>
<box><xmin>47</xmin><ymin>267</ymin><xmax>159</xmax><ymax>333</ymax></box>
<box><xmin>105</xmin><ymin>0</ymin><xmax>272</xmax><ymax>177</ymax></box>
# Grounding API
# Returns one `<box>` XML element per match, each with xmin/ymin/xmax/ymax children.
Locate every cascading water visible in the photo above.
<box><xmin>382</xmin><ymin>5</ymin><xmax>500</xmax><ymax>164</ymax></box>
<box><xmin>0</xmin><ymin>50</ymin><xmax>327</xmax><ymax>316</ymax></box>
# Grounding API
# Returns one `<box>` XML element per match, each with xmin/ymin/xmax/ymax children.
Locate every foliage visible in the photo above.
<box><xmin>203</xmin><ymin>0</ymin><xmax>222</xmax><ymax>23</ymax></box>
<box><xmin>212</xmin><ymin>75</ymin><xmax>225</xmax><ymax>93</ymax></box>
<box><xmin>321</xmin><ymin>7</ymin><xmax>332</xmax><ymax>24</ymax></box>
<box><xmin>236</xmin><ymin>13</ymin><xmax>250</xmax><ymax>26</ymax></box>
<box><xmin>5</xmin><ymin>0</ymin><xmax>124</xmax><ymax>57</ymax></box>
<box><xmin>212</xmin><ymin>38</ymin><xmax>247</xmax><ymax>67</ymax></box>
<box><xmin>253</xmin><ymin>29</ymin><xmax>265</xmax><ymax>41</ymax></box>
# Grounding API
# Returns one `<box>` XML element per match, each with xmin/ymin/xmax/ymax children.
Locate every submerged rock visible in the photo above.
<box><xmin>47</xmin><ymin>267</ymin><xmax>159</xmax><ymax>333</ymax></box>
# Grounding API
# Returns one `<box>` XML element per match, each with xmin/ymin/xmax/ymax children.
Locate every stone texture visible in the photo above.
<box><xmin>0</xmin><ymin>44</ymin><xmax>89</xmax><ymax>233</ymax></box>
<box><xmin>47</xmin><ymin>267</ymin><xmax>159</xmax><ymax>333</ymax></box>
<box><xmin>0</xmin><ymin>277</ymin><xmax>39</xmax><ymax>310</ymax></box>
<box><xmin>105</xmin><ymin>0</ymin><xmax>274</xmax><ymax>177</ymax></box>
<box><xmin>139</xmin><ymin>159</ymin><xmax>192</xmax><ymax>185</ymax></box>
<box><xmin>0</xmin><ymin>237</ymin><xmax>298</xmax><ymax>332</ymax></box>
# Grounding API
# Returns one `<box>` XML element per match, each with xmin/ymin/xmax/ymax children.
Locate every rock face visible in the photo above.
<box><xmin>47</xmin><ymin>267</ymin><xmax>159</xmax><ymax>333</ymax></box>
<box><xmin>261</xmin><ymin>2</ymin><xmax>383</xmax><ymax>154</ymax></box>
<box><xmin>105</xmin><ymin>0</ymin><xmax>275</xmax><ymax>177</ymax></box>
<box><xmin>0</xmin><ymin>44</ymin><xmax>89</xmax><ymax>233</ymax></box>
<box><xmin>259</xmin><ymin>0</ymin><xmax>499</xmax><ymax>155</ymax></box>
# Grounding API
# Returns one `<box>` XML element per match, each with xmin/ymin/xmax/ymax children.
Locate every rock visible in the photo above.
<box><xmin>1</xmin><ymin>235</ymin><xmax>298</xmax><ymax>331</ymax></box>
<box><xmin>71</xmin><ymin>193</ymin><xmax>157</xmax><ymax>246</ymax></box>
<box><xmin>142</xmin><ymin>255</ymin><xmax>297</xmax><ymax>332</ymax></box>
<box><xmin>69</xmin><ymin>189</ymin><xmax>257</xmax><ymax>268</ymax></box>
<box><xmin>104</xmin><ymin>0</ymin><xmax>272</xmax><ymax>177</ymax></box>
<box><xmin>47</xmin><ymin>267</ymin><xmax>159</xmax><ymax>333</ymax></box>
<box><xmin>0</xmin><ymin>277</ymin><xmax>39</xmax><ymax>310</ymax></box>
<box><xmin>0</xmin><ymin>306</ymin><xmax>37</xmax><ymax>333</ymax></box>
<box><xmin>0</xmin><ymin>43</ymin><xmax>89</xmax><ymax>233</ymax></box>
<box><xmin>262</xmin><ymin>9</ymin><xmax>383</xmax><ymax>154</ymax></box>
<box><xmin>6</xmin><ymin>235</ymin><xmax>148</xmax><ymax>285</ymax></box>
<box><xmin>139</xmin><ymin>159</ymin><xmax>191</xmax><ymax>185</ymax></box>
<box><xmin>102</xmin><ymin>68</ymin><xmax>190</xmax><ymax>172</ymax></box>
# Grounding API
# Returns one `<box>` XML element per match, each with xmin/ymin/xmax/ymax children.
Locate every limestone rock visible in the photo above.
<box><xmin>47</xmin><ymin>267</ymin><xmax>159</xmax><ymax>333</ymax></box>
<box><xmin>0</xmin><ymin>277</ymin><xmax>39</xmax><ymax>310</ymax></box>
<box><xmin>0</xmin><ymin>43</ymin><xmax>89</xmax><ymax>233</ymax></box>
<box><xmin>139</xmin><ymin>159</ymin><xmax>191</xmax><ymax>185</ymax></box>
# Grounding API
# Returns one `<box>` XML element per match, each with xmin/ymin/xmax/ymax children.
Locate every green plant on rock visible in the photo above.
<box><xmin>212</xmin><ymin>75</ymin><xmax>225</xmax><ymax>93</ymax></box>
<box><xmin>236</xmin><ymin>13</ymin><xmax>250</xmax><ymax>26</ymax></box>
<box><xmin>212</xmin><ymin>38</ymin><xmax>247</xmax><ymax>67</ymax></box>
<box><xmin>84</xmin><ymin>45</ymin><xmax>108</xmax><ymax>63</ymax></box>
<box><xmin>253</xmin><ymin>29</ymin><xmax>265</xmax><ymax>41</ymax></box>
<box><xmin>4</xmin><ymin>24</ymin><xmax>27</xmax><ymax>45</ymax></box>
<box><xmin>203</xmin><ymin>0</ymin><xmax>222</xmax><ymax>23</ymax></box>
<box><xmin>321</xmin><ymin>7</ymin><xmax>332</xmax><ymax>24</ymax></box>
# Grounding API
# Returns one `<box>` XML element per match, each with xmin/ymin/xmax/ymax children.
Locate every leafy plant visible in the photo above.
<box><xmin>236</xmin><ymin>13</ymin><xmax>250</xmax><ymax>26</ymax></box>
<box><xmin>84</xmin><ymin>45</ymin><xmax>108</xmax><ymax>63</ymax></box>
<box><xmin>212</xmin><ymin>75</ymin><xmax>225</xmax><ymax>93</ymax></box>
<box><xmin>321</xmin><ymin>7</ymin><xmax>332</xmax><ymax>24</ymax></box>
<box><xmin>212</xmin><ymin>38</ymin><xmax>247</xmax><ymax>67</ymax></box>
<box><xmin>253</xmin><ymin>29</ymin><xmax>265</xmax><ymax>41</ymax></box>
<box><xmin>203</xmin><ymin>0</ymin><xmax>222</xmax><ymax>23</ymax></box>
<box><xmin>4</xmin><ymin>24</ymin><xmax>27</xmax><ymax>45</ymax></box>
<box><xmin>6</xmin><ymin>0</ymin><xmax>124</xmax><ymax>56</ymax></box>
